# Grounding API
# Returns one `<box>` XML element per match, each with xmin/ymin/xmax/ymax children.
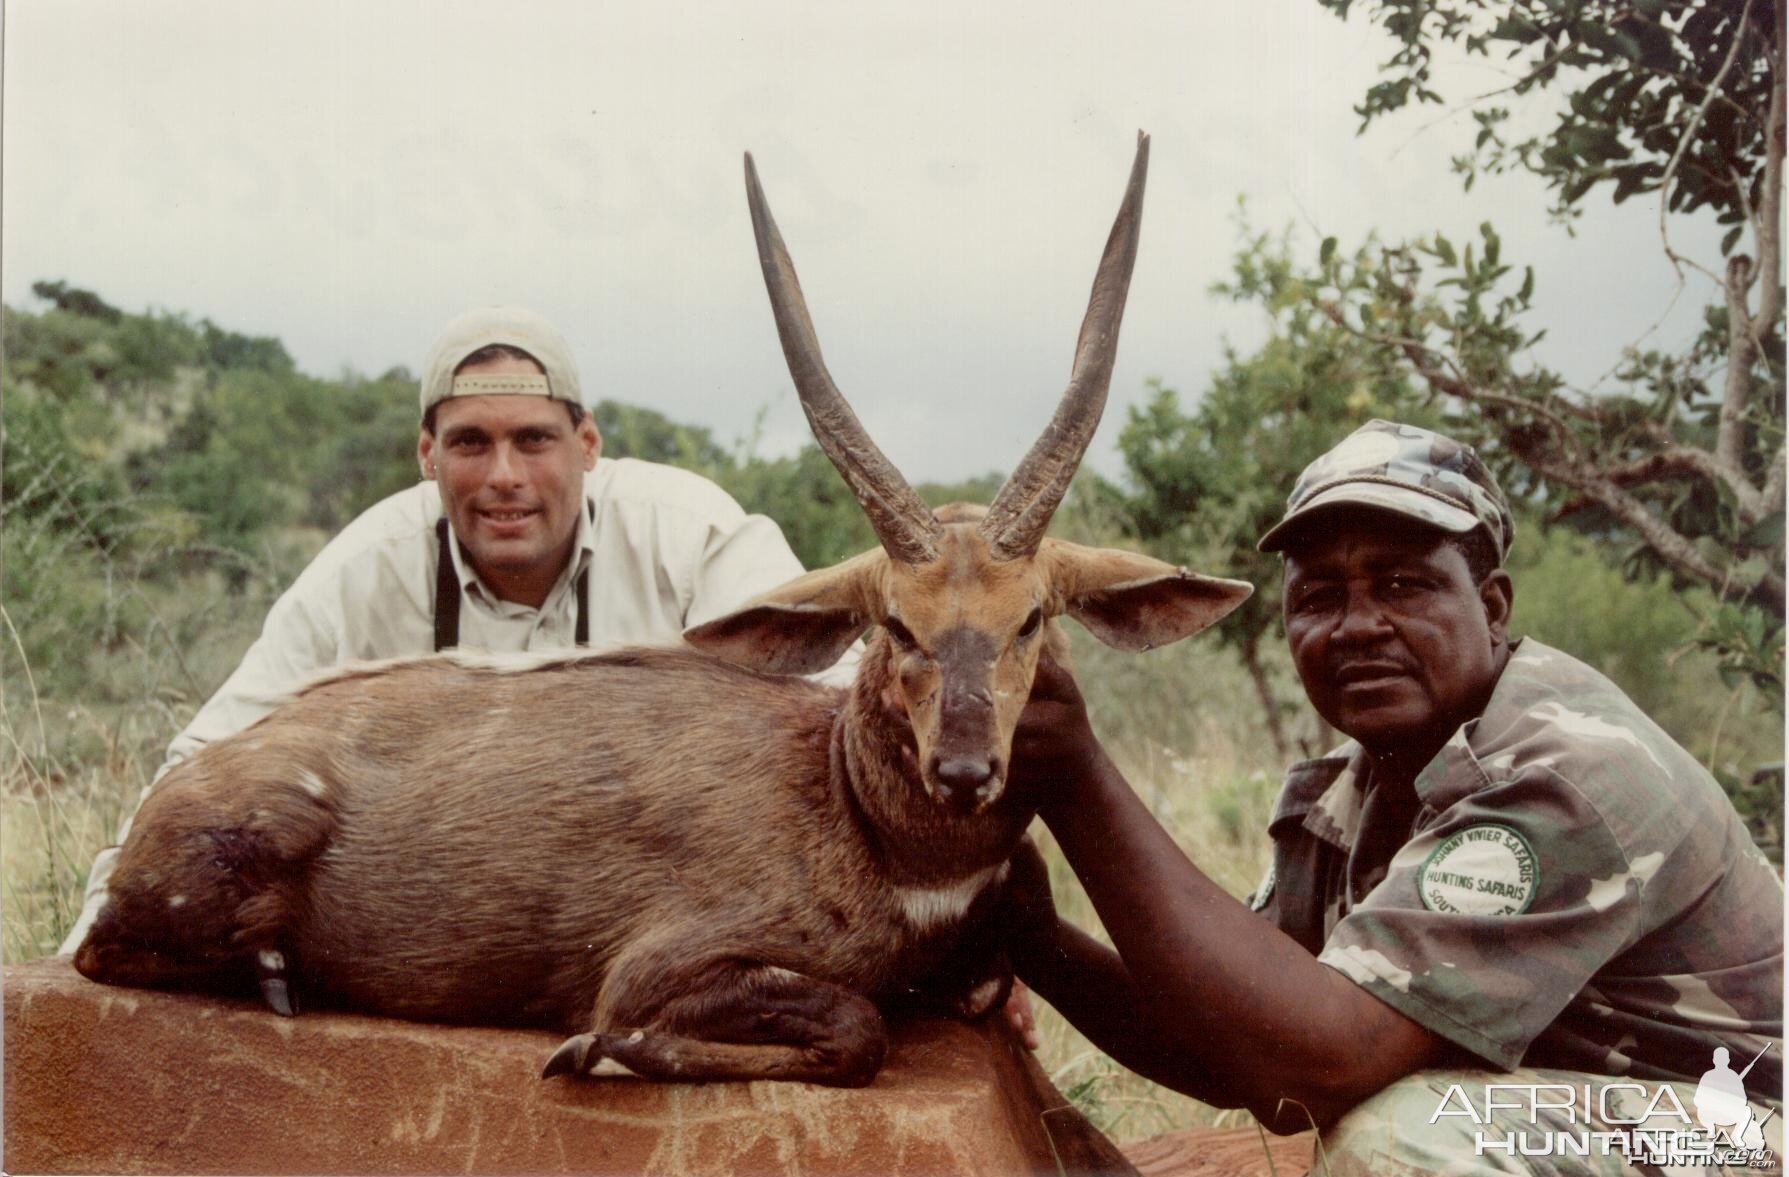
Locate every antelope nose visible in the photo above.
<box><xmin>931</xmin><ymin>754</ymin><xmax>998</xmax><ymax>810</ymax></box>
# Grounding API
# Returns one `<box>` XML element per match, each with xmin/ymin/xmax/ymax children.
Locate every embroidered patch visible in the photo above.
<box><xmin>1417</xmin><ymin>824</ymin><xmax>1538</xmax><ymax>916</ymax></box>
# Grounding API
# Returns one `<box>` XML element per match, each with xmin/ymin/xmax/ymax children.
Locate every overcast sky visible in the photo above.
<box><xmin>4</xmin><ymin>1</ymin><xmax>1725</xmax><ymax>484</ymax></box>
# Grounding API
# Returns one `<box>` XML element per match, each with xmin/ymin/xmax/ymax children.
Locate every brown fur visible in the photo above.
<box><xmin>74</xmin><ymin>637</ymin><xmax>1036</xmax><ymax>1084</ymax></box>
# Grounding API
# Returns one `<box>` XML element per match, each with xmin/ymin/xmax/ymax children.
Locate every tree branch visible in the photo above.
<box><xmin>1751</xmin><ymin>67</ymin><xmax>1783</xmax><ymax>340</ymax></box>
<box><xmin>1317</xmin><ymin>300</ymin><xmax>1784</xmax><ymax>612</ymax></box>
<box><xmin>1659</xmin><ymin>0</ymin><xmax>1750</xmax><ymax>287</ymax></box>
<box><xmin>1716</xmin><ymin>15</ymin><xmax>1782</xmax><ymax>479</ymax></box>
<box><xmin>1512</xmin><ymin>439</ymin><xmax>1785</xmax><ymax>614</ymax></box>
<box><xmin>1763</xmin><ymin>442</ymin><xmax>1788</xmax><ymax>514</ymax></box>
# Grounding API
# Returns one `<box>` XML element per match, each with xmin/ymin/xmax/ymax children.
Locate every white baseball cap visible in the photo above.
<box><xmin>419</xmin><ymin>306</ymin><xmax>582</xmax><ymax>416</ymax></box>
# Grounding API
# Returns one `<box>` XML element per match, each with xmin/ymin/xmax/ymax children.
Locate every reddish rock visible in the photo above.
<box><xmin>1122</xmin><ymin>1125</ymin><xmax>1315</xmax><ymax>1177</ymax></box>
<box><xmin>5</xmin><ymin>957</ymin><xmax>1135</xmax><ymax>1175</ymax></box>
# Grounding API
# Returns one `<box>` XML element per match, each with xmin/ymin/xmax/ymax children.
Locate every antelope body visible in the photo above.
<box><xmin>75</xmin><ymin>135</ymin><xmax>1252</xmax><ymax>1086</ymax></box>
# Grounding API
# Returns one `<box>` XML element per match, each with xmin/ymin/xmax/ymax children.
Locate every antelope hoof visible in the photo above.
<box><xmin>542</xmin><ymin>1032</ymin><xmax>643</xmax><ymax>1079</ymax></box>
<box><xmin>255</xmin><ymin>949</ymin><xmax>297</xmax><ymax>1017</ymax></box>
<box><xmin>542</xmin><ymin>1034</ymin><xmax>595</xmax><ymax>1078</ymax></box>
<box><xmin>259</xmin><ymin>975</ymin><xmax>296</xmax><ymax>1017</ymax></box>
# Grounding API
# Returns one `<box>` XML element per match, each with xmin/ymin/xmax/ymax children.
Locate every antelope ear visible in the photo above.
<box><xmin>685</xmin><ymin>603</ymin><xmax>867</xmax><ymax>675</ymax></box>
<box><xmin>683</xmin><ymin>551</ymin><xmax>880</xmax><ymax>675</ymax></box>
<box><xmin>1044</xmin><ymin>540</ymin><xmax>1253</xmax><ymax>652</ymax></box>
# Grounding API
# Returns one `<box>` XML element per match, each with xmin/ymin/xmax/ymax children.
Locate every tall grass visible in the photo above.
<box><xmin>1</xmin><ymin>526</ymin><xmax>304</xmax><ymax>962</ymax></box>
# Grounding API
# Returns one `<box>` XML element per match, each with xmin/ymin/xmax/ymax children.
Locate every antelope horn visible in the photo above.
<box><xmin>744</xmin><ymin>154</ymin><xmax>942</xmax><ymax>565</ymax></box>
<box><xmin>982</xmin><ymin>132</ymin><xmax>1149</xmax><ymax>560</ymax></box>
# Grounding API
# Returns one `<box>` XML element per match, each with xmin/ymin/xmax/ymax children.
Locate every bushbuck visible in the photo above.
<box><xmin>75</xmin><ymin>133</ymin><xmax>1253</xmax><ymax>1086</ymax></box>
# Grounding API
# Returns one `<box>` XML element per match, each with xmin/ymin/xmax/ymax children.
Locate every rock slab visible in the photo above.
<box><xmin>1122</xmin><ymin>1125</ymin><xmax>1315</xmax><ymax>1177</ymax></box>
<box><xmin>4</xmin><ymin>957</ymin><xmax>1135</xmax><ymax>1176</ymax></box>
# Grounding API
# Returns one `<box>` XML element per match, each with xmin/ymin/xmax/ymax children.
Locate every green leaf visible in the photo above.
<box><xmin>1742</xmin><ymin>512</ymin><xmax>1786</xmax><ymax>549</ymax></box>
<box><xmin>1320</xmin><ymin>236</ymin><xmax>1337</xmax><ymax>267</ymax></box>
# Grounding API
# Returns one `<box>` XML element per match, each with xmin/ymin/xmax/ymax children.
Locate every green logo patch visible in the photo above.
<box><xmin>1417</xmin><ymin>824</ymin><xmax>1538</xmax><ymax>916</ymax></box>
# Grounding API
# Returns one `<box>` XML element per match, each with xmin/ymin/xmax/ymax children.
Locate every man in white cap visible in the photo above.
<box><xmin>64</xmin><ymin>306</ymin><xmax>837</xmax><ymax>950</ymax></box>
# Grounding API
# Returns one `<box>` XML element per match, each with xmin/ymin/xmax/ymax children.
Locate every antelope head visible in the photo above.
<box><xmin>687</xmin><ymin>134</ymin><xmax>1253</xmax><ymax>813</ymax></box>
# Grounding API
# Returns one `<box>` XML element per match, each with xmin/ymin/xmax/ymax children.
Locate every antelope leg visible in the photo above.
<box><xmin>543</xmin><ymin>961</ymin><xmax>888</xmax><ymax>1087</ymax></box>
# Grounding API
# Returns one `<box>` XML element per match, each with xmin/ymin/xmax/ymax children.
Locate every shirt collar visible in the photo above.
<box><xmin>1273</xmin><ymin>743</ymin><xmax>1367</xmax><ymax>851</ymax></box>
<box><xmin>445</xmin><ymin>491</ymin><xmax>598</xmax><ymax>610</ymax></box>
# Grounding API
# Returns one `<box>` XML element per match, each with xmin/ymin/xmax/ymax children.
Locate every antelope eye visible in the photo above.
<box><xmin>1018</xmin><ymin>607</ymin><xmax>1042</xmax><ymax>639</ymax></box>
<box><xmin>884</xmin><ymin>617</ymin><xmax>917</xmax><ymax>649</ymax></box>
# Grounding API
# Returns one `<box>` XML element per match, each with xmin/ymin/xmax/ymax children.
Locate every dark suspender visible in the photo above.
<box><xmin>434</xmin><ymin>517</ymin><xmax>461</xmax><ymax>652</ymax></box>
<box><xmin>434</xmin><ymin>515</ymin><xmax>589</xmax><ymax>652</ymax></box>
<box><xmin>573</xmin><ymin>564</ymin><xmax>590</xmax><ymax>646</ymax></box>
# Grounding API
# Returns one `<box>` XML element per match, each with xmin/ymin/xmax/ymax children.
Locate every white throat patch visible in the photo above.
<box><xmin>893</xmin><ymin>862</ymin><xmax>1009</xmax><ymax>932</ymax></box>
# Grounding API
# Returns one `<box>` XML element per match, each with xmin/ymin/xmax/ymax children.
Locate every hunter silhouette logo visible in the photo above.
<box><xmin>1694</xmin><ymin>1043</ymin><xmax>1776</xmax><ymax>1150</ymax></box>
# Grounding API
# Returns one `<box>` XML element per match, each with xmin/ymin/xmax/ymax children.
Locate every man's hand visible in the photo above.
<box><xmin>999</xmin><ymin>838</ymin><xmax>1054</xmax><ymax>1051</ymax></box>
<box><xmin>1002</xmin><ymin>834</ymin><xmax>1058</xmax><ymax>956</ymax></box>
<box><xmin>1003</xmin><ymin>979</ymin><xmax>1040</xmax><ymax>1050</ymax></box>
<box><xmin>1009</xmin><ymin>653</ymin><xmax>1106</xmax><ymax>808</ymax></box>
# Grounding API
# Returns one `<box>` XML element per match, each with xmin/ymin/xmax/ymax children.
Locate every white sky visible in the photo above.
<box><xmin>3</xmin><ymin>0</ymin><xmax>1725</xmax><ymax>484</ymax></box>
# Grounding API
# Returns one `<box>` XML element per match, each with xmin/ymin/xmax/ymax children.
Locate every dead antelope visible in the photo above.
<box><xmin>74</xmin><ymin>133</ymin><xmax>1252</xmax><ymax>1086</ymax></box>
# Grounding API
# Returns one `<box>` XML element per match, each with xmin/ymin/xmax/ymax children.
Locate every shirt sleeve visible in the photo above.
<box><xmin>156</xmin><ymin>583</ymin><xmax>343</xmax><ymax>781</ymax></box>
<box><xmin>681</xmin><ymin>508</ymin><xmax>863</xmax><ymax>686</ymax></box>
<box><xmin>682</xmin><ymin>512</ymin><xmax>808</xmax><ymax>628</ymax></box>
<box><xmin>1316</xmin><ymin>765</ymin><xmax>1645</xmax><ymax>1069</ymax></box>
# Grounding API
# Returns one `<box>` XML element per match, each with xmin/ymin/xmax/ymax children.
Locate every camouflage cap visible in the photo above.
<box><xmin>1258</xmin><ymin>419</ymin><xmax>1514</xmax><ymax>558</ymax></box>
<box><xmin>419</xmin><ymin>306</ymin><xmax>582</xmax><ymax>416</ymax></box>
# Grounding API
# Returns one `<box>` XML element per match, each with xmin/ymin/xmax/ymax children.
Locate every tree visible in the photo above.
<box><xmin>593</xmin><ymin>400</ymin><xmax>732</xmax><ymax>473</ymax></box>
<box><xmin>1108</xmin><ymin>227</ymin><xmax>1432</xmax><ymax>759</ymax></box>
<box><xmin>199</xmin><ymin>318</ymin><xmax>293</xmax><ymax>374</ymax></box>
<box><xmin>31</xmin><ymin>280</ymin><xmax>122</xmax><ymax>323</ymax></box>
<box><xmin>1290</xmin><ymin>0</ymin><xmax>1785</xmax><ymax>697</ymax></box>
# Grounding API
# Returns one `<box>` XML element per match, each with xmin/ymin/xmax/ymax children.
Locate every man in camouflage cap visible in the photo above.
<box><xmin>1003</xmin><ymin>420</ymin><xmax>1783</xmax><ymax>1174</ymax></box>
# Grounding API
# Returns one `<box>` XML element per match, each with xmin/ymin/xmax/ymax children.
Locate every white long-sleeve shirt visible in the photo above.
<box><xmin>64</xmin><ymin>456</ymin><xmax>856</xmax><ymax>951</ymax></box>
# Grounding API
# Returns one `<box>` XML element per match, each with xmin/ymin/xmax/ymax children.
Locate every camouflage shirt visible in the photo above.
<box><xmin>1253</xmin><ymin>638</ymin><xmax>1784</xmax><ymax>1093</ymax></box>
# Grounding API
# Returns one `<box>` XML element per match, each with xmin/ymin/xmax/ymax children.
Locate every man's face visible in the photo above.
<box><xmin>417</xmin><ymin>354</ymin><xmax>599</xmax><ymax>606</ymax></box>
<box><xmin>1282</xmin><ymin>513</ymin><xmax>1511</xmax><ymax>761</ymax></box>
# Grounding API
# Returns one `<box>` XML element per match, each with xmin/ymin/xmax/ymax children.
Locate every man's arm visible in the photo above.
<box><xmin>1013</xmin><ymin>913</ymin><xmax>1236</xmax><ymax>1095</ymax></box>
<box><xmin>1010</xmin><ymin>658</ymin><xmax>1447</xmax><ymax>1130</ymax></box>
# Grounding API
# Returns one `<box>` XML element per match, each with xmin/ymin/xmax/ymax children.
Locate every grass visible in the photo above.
<box><xmin>1</xmin><ymin>542</ymin><xmax>295</xmax><ymax>962</ymax></box>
